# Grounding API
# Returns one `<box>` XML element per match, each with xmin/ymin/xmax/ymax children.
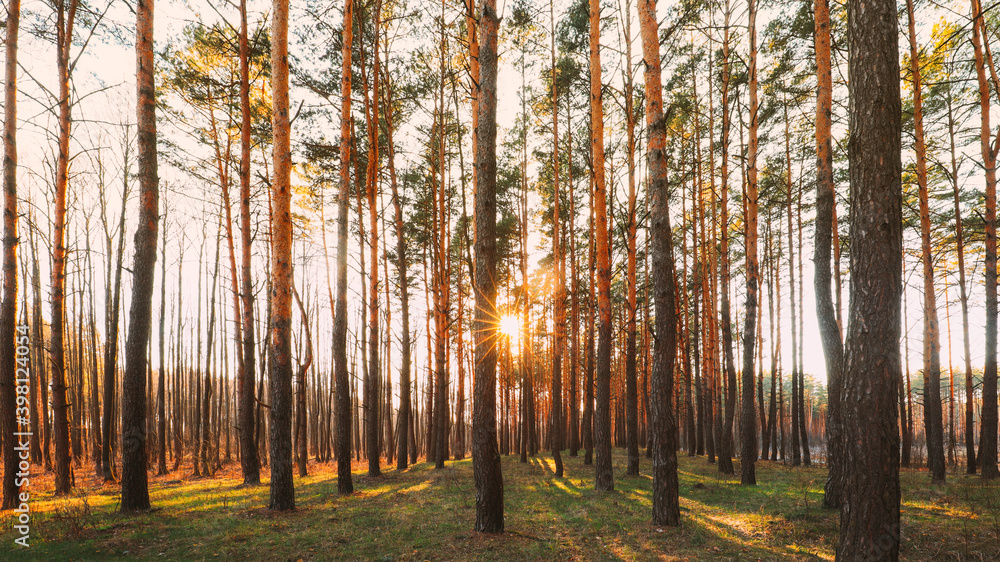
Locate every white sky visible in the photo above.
<box><xmin>6</xmin><ymin>0</ymin><xmax>996</xmax><ymax>405</ymax></box>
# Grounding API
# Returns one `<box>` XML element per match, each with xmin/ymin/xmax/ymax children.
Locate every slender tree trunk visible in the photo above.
<box><xmin>473</xmin><ymin>0</ymin><xmax>504</xmax><ymax>532</ymax></box>
<box><xmin>29</xmin><ymin>214</ymin><xmax>51</xmax><ymax>472</ymax></box>
<box><xmin>120</xmin><ymin>0</ymin><xmax>159</xmax><ymax>511</ymax></box>
<box><xmin>294</xmin><ymin>287</ymin><xmax>312</xmax><ymax>478</ymax></box>
<box><xmin>335</xmin><ymin>0</ymin><xmax>355</xmax><ymax>495</ymax></box>
<box><xmin>640</xmin><ymin>0</ymin><xmax>679</xmax><ymax>526</ymax></box>
<box><xmin>202</xmin><ymin>226</ymin><xmax>220</xmax><ymax>477</ymax></box>
<box><xmin>945</xmin><ymin>83</ymin><xmax>975</xmax><ymax>475</ymax></box>
<box><xmin>622</xmin><ymin>0</ymin><xmax>639</xmax><ymax>477</ymax></box>
<box><xmin>549</xmin><ymin>0</ymin><xmax>565</xmax><ymax>479</ymax></box>
<box><xmin>237</xmin><ymin>0</ymin><xmax>261</xmax><ymax>488</ymax></box>
<box><xmin>972</xmin><ymin>0</ymin><xmax>998</xmax><ymax>480</ymax></box>
<box><xmin>0</xmin><ymin>0</ymin><xmax>21</xmax><ymax>510</ymax></box>
<box><xmin>716</xmin><ymin>0</ymin><xmax>737</xmax><ymax>476</ymax></box>
<box><xmin>568</xmin><ymin>103</ymin><xmax>580</xmax><ymax>458</ymax></box>
<box><xmin>363</xmin><ymin>0</ymin><xmax>383</xmax><ymax>477</ymax></box>
<box><xmin>384</xmin><ymin>62</ymin><xmax>412</xmax><ymax>472</ymax></box>
<box><xmin>50</xmin><ymin>0</ymin><xmax>80</xmax><ymax>498</ymax></box>
<box><xmin>814</xmin><ymin>0</ymin><xmax>844</xmax><ymax>506</ymax></box>
<box><xmin>836</xmin><ymin>0</ymin><xmax>902</xmax><ymax>555</ymax></box>
<box><xmin>267</xmin><ymin>0</ymin><xmax>295</xmax><ymax>510</ymax></box>
<box><xmin>583</xmin><ymin>174</ymin><xmax>595</xmax><ymax>466</ymax></box>
<box><xmin>740</xmin><ymin>0</ymin><xmax>760</xmax><ymax>486</ymax></box>
<box><xmin>157</xmin><ymin>211</ymin><xmax>168</xmax><ymax>475</ymax></box>
<box><xmin>101</xmin><ymin>166</ymin><xmax>129</xmax><ymax>482</ymax></box>
<box><xmin>590</xmin><ymin>0</ymin><xmax>614</xmax><ymax>492</ymax></box>
<box><xmin>906</xmin><ymin>0</ymin><xmax>945</xmax><ymax>484</ymax></box>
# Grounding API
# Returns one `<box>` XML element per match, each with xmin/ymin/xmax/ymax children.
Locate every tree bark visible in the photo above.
<box><xmin>238</xmin><ymin>0</ymin><xmax>261</xmax><ymax>488</ymax></box>
<box><xmin>945</xmin><ymin>79</ymin><xmax>975</xmax><ymax>475</ymax></box>
<box><xmin>905</xmin><ymin>0</ymin><xmax>945</xmax><ymax>484</ymax></box>
<box><xmin>740</xmin><ymin>0</ymin><xmax>759</xmax><ymax>486</ymax></box>
<box><xmin>267</xmin><ymin>0</ymin><xmax>295</xmax><ymax>511</ymax></box>
<box><xmin>836</xmin><ymin>0</ymin><xmax>902</xmax><ymax>555</ymax></box>
<box><xmin>0</xmin><ymin>0</ymin><xmax>21</xmax><ymax>510</ymax></box>
<box><xmin>120</xmin><ymin>0</ymin><xmax>158</xmax><ymax>512</ymax></box>
<box><xmin>473</xmin><ymin>0</ymin><xmax>504</xmax><ymax>533</ymax></box>
<box><xmin>335</xmin><ymin>0</ymin><xmax>355</xmax><ymax>495</ymax></box>
<box><xmin>717</xmin><ymin>0</ymin><xmax>737</xmax><ymax>477</ymax></box>
<box><xmin>972</xmin><ymin>0</ymin><xmax>998</xmax><ymax>481</ymax></box>
<box><xmin>590</xmin><ymin>0</ymin><xmax>614</xmax><ymax>492</ymax></box>
<box><xmin>640</xmin><ymin>0</ymin><xmax>679</xmax><ymax>526</ymax></box>
<box><xmin>50</xmin><ymin>0</ymin><xmax>80</xmax><ymax>498</ymax></box>
<box><xmin>622</xmin><ymin>0</ymin><xmax>639</xmax><ymax>477</ymax></box>
<box><xmin>364</xmin><ymin>0</ymin><xmax>383</xmax><ymax>477</ymax></box>
<box><xmin>814</xmin><ymin>0</ymin><xmax>844</xmax><ymax>507</ymax></box>
<box><xmin>548</xmin><ymin>0</ymin><xmax>566</xmax><ymax>479</ymax></box>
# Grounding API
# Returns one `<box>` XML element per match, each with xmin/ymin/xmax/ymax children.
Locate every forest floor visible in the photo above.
<box><xmin>1</xmin><ymin>448</ymin><xmax>998</xmax><ymax>560</ymax></box>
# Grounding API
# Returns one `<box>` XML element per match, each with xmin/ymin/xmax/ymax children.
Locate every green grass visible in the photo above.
<box><xmin>2</xmin><ymin>450</ymin><xmax>997</xmax><ymax>560</ymax></box>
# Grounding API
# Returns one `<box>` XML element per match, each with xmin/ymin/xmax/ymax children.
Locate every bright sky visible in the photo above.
<box><xmin>8</xmin><ymin>0</ymin><xmax>996</xmax><ymax>400</ymax></box>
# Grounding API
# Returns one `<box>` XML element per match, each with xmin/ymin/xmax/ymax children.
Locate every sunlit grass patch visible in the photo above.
<box><xmin>2</xmin><ymin>450</ymin><xmax>997</xmax><ymax>560</ymax></box>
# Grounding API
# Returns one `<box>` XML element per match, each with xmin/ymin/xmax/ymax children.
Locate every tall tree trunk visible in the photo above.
<box><xmin>946</xmin><ymin>81</ymin><xmax>975</xmax><ymax>475</ymax></box>
<box><xmin>267</xmin><ymin>0</ymin><xmax>295</xmax><ymax>510</ymax></box>
<box><xmin>120</xmin><ymin>0</ymin><xmax>158</xmax><ymax>511</ymax></box>
<box><xmin>550</xmin><ymin>0</ymin><xmax>565</xmax><ymax>479</ymax></box>
<box><xmin>740</xmin><ymin>0</ymin><xmax>760</xmax><ymax>486</ymax></box>
<box><xmin>971</xmin><ymin>0</ymin><xmax>998</xmax><ymax>480</ymax></box>
<box><xmin>237</xmin><ymin>0</ymin><xmax>261</xmax><ymax>488</ymax></box>
<box><xmin>590</xmin><ymin>0</ymin><xmax>614</xmax><ymax>492</ymax></box>
<box><xmin>102</xmin><ymin>136</ymin><xmax>130</xmax><ymax>482</ymax></box>
<box><xmin>717</xmin><ymin>0</ymin><xmax>737</xmax><ymax>476</ymax></box>
<box><xmin>364</xmin><ymin>0</ymin><xmax>383</xmax><ymax>477</ymax></box>
<box><xmin>385</xmin><ymin>61</ymin><xmax>412</xmax><ymax>472</ymax></box>
<box><xmin>906</xmin><ymin>0</ymin><xmax>945</xmax><ymax>484</ymax></box>
<box><xmin>29</xmin><ymin>213</ymin><xmax>51</xmax><ymax>472</ymax></box>
<box><xmin>815</xmin><ymin>0</ymin><xmax>844</xmax><ymax>507</ymax></box>
<box><xmin>433</xmin><ymin>0</ymin><xmax>449</xmax><ymax>469</ymax></box>
<box><xmin>622</xmin><ymin>0</ymin><xmax>639</xmax><ymax>477</ymax></box>
<box><xmin>568</xmin><ymin>102</ymin><xmax>580</xmax><ymax>458</ymax></box>
<box><xmin>836</xmin><ymin>0</ymin><xmax>902</xmax><ymax>555</ymax></box>
<box><xmin>473</xmin><ymin>0</ymin><xmax>504</xmax><ymax>533</ymax></box>
<box><xmin>335</xmin><ymin>0</ymin><xmax>355</xmax><ymax>495</ymax></box>
<box><xmin>0</xmin><ymin>0</ymin><xmax>21</xmax><ymax>510</ymax></box>
<box><xmin>640</xmin><ymin>0</ymin><xmax>679</xmax><ymax>526</ymax></box>
<box><xmin>157</xmin><ymin>211</ymin><xmax>168</xmax><ymax>475</ymax></box>
<box><xmin>51</xmin><ymin>0</ymin><xmax>80</xmax><ymax>497</ymax></box>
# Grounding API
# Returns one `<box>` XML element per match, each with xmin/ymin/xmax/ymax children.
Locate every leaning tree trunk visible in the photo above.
<box><xmin>120</xmin><ymin>0</ymin><xmax>159</xmax><ymax>512</ymax></box>
<box><xmin>640</xmin><ymin>0</ymin><xmax>679</xmax><ymax>527</ymax></box>
<box><xmin>472</xmin><ymin>0</ymin><xmax>504</xmax><ymax>533</ymax></box>
<box><xmin>268</xmin><ymin>0</ymin><xmax>295</xmax><ymax>511</ymax></box>
<box><xmin>836</xmin><ymin>0</ymin><xmax>902</xmax><ymax>556</ymax></box>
